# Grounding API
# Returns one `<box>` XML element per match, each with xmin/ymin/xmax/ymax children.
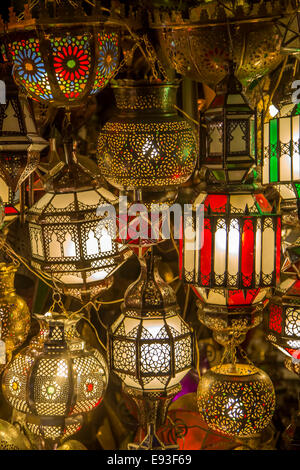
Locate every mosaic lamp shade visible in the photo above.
<box><xmin>0</xmin><ymin>65</ymin><xmax>48</xmax><ymax>192</ymax></box>
<box><xmin>197</xmin><ymin>363</ymin><xmax>275</xmax><ymax>438</ymax></box>
<box><xmin>266</xmin><ymin>275</ymin><xmax>300</xmax><ymax>361</ymax></box>
<box><xmin>2</xmin><ymin>311</ymin><xmax>108</xmax><ymax>441</ymax></box>
<box><xmin>2</xmin><ymin>2</ymin><xmax>120</xmax><ymax>108</ymax></box>
<box><xmin>262</xmin><ymin>103</ymin><xmax>300</xmax><ymax>219</ymax></box>
<box><xmin>27</xmin><ymin>159</ymin><xmax>131</xmax><ymax>301</ymax></box>
<box><xmin>109</xmin><ymin>253</ymin><xmax>194</xmax><ymax>394</ymax></box>
<box><xmin>97</xmin><ymin>80</ymin><xmax>197</xmax><ymax>192</ymax></box>
<box><xmin>199</xmin><ymin>65</ymin><xmax>257</xmax><ymax>184</ymax></box>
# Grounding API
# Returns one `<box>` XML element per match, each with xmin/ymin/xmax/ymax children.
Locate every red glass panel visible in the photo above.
<box><xmin>276</xmin><ymin>217</ymin><xmax>281</xmax><ymax>285</ymax></box>
<box><xmin>254</xmin><ymin>194</ymin><xmax>273</xmax><ymax>213</ymax></box>
<box><xmin>241</xmin><ymin>218</ymin><xmax>254</xmax><ymax>287</ymax></box>
<box><xmin>179</xmin><ymin>216</ymin><xmax>183</xmax><ymax>279</ymax></box>
<box><xmin>4</xmin><ymin>205</ymin><xmax>19</xmax><ymax>215</ymax></box>
<box><xmin>268</xmin><ymin>304</ymin><xmax>282</xmax><ymax>333</ymax></box>
<box><xmin>204</xmin><ymin>195</ymin><xmax>227</xmax><ymax>213</ymax></box>
<box><xmin>191</xmin><ymin>286</ymin><xmax>205</xmax><ymax>303</ymax></box>
<box><xmin>200</xmin><ymin>218</ymin><xmax>212</xmax><ymax>286</ymax></box>
<box><xmin>228</xmin><ymin>289</ymin><xmax>259</xmax><ymax>306</ymax></box>
<box><xmin>289</xmin><ymin>280</ymin><xmax>300</xmax><ymax>296</ymax></box>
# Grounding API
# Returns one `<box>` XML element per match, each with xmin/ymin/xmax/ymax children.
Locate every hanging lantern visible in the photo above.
<box><xmin>199</xmin><ymin>64</ymin><xmax>257</xmax><ymax>184</ymax></box>
<box><xmin>266</xmin><ymin>274</ymin><xmax>300</xmax><ymax>360</ymax></box>
<box><xmin>97</xmin><ymin>80</ymin><xmax>197</xmax><ymax>193</ymax></box>
<box><xmin>2</xmin><ymin>311</ymin><xmax>108</xmax><ymax>442</ymax></box>
<box><xmin>0</xmin><ymin>419</ymin><xmax>32</xmax><ymax>450</ymax></box>
<box><xmin>0</xmin><ymin>64</ymin><xmax>48</xmax><ymax>193</ymax></box>
<box><xmin>1</xmin><ymin>2</ymin><xmax>120</xmax><ymax>108</ymax></box>
<box><xmin>280</xmin><ymin>11</ymin><xmax>300</xmax><ymax>57</ymax></box>
<box><xmin>263</xmin><ymin>102</ymin><xmax>300</xmax><ymax>220</ymax></box>
<box><xmin>149</xmin><ymin>1</ymin><xmax>290</xmax><ymax>87</ymax></box>
<box><xmin>109</xmin><ymin>253</ymin><xmax>194</xmax><ymax>449</ymax></box>
<box><xmin>0</xmin><ymin>263</ymin><xmax>30</xmax><ymax>361</ymax></box>
<box><xmin>27</xmin><ymin>157</ymin><xmax>131</xmax><ymax>301</ymax></box>
<box><xmin>197</xmin><ymin>363</ymin><xmax>275</xmax><ymax>438</ymax></box>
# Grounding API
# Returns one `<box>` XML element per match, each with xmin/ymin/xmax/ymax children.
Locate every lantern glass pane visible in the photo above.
<box><xmin>269</xmin><ymin>119</ymin><xmax>278</xmax><ymax>182</ymax></box>
<box><xmin>285</xmin><ymin>308</ymin><xmax>300</xmax><ymax>336</ymax></box>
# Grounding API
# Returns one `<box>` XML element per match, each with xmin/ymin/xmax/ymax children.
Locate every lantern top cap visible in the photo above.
<box><xmin>34</xmin><ymin>311</ymin><xmax>82</xmax><ymax>328</ymax></box>
<box><xmin>122</xmin><ymin>252</ymin><xmax>179</xmax><ymax>316</ymax></box>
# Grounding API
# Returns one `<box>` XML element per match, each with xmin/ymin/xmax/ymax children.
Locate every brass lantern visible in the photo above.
<box><xmin>2</xmin><ymin>311</ymin><xmax>108</xmax><ymax>442</ymax></box>
<box><xmin>27</xmin><ymin>157</ymin><xmax>131</xmax><ymax>301</ymax></box>
<box><xmin>197</xmin><ymin>363</ymin><xmax>275</xmax><ymax>438</ymax></box>
<box><xmin>97</xmin><ymin>80</ymin><xmax>197</xmax><ymax>193</ymax></box>
<box><xmin>109</xmin><ymin>252</ymin><xmax>194</xmax><ymax>449</ymax></box>
<box><xmin>0</xmin><ymin>64</ymin><xmax>48</xmax><ymax>192</ymax></box>
<box><xmin>199</xmin><ymin>65</ymin><xmax>257</xmax><ymax>184</ymax></box>
<box><xmin>2</xmin><ymin>2</ymin><xmax>120</xmax><ymax>108</ymax></box>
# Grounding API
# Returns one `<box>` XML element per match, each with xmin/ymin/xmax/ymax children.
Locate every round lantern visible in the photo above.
<box><xmin>27</xmin><ymin>158</ymin><xmax>131</xmax><ymax>301</ymax></box>
<box><xmin>97</xmin><ymin>80</ymin><xmax>197</xmax><ymax>192</ymax></box>
<box><xmin>0</xmin><ymin>263</ymin><xmax>30</xmax><ymax>360</ymax></box>
<box><xmin>149</xmin><ymin>1</ymin><xmax>289</xmax><ymax>87</ymax></box>
<box><xmin>266</xmin><ymin>275</ymin><xmax>300</xmax><ymax>360</ymax></box>
<box><xmin>197</xmin><ymin>363</ymin><xmax>276</xmax><ymax>438</ymax></box>
<box><xmin>263</xmin><ymin>102</ymin><xmax>300</xmax><ymax>223</ymax></box>
<box><xmin>2</xmin><ymin>312</ymin><xmax>108</xmax><ymax>441</ymax></box>
<box><xmin>2</xmin><ymin>3</ymin><xmax>120</xmax><ymax>108</ymax></box>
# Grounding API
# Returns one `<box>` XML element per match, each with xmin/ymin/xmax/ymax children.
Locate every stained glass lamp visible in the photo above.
<box><xmin>97</xmin><ymin>80</ymin><xmax>197</xmax><ymax>193</ymax></box>
<box><xmin>2</xmin><ymin>311</ymin><xmax>108</xmax><ymax>443</ymax></box>
<box><xmin>197</xmin><ymin>363</ymin><xmax>275</xmax><ymax>438</ymax></box>
<box><xmin>263</xmin><ymin>102</ymin><xmax>300</xmax><ymax>221</ymax></box>
<box><xmin>27</xmin><ymin>155</ymin><xmax>131</xmax><ymax>301</ymax></box>
<box><xmin>109</xmin><ymin>252</ymin><xmax>193</xmax><ymax>449</ymax></box>
<box><xmin>2</xmin><ymin>2</ymin><xmax>120</xmax><ymax>108</ymax></box>
<box><xmin>199</xmin><ymin>64</ymin><xmax>257</xmax><ymax>184</ymax></box>
<box><xmin>0</xmin><ymin>64</ymin><xmax>48</xmax><ymax>192</ymax></box>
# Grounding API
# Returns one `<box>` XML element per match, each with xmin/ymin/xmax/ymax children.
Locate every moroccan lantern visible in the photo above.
<box><xmin>2</xmin><ymin>2</ymin><xmax>120</xmax><ymax>108</ymax></box>
<box><xmin>0</xmin><ymin>419</ymin><xmax>32</xmax><ymax>450</ymax></box>
<box><xmin>97</xmin><ymin>80</ymin><xmax>197</xmax><ymax>193</ymax></box>
<box><xmin>199</xmin><ymin>64</ymin><xmax>257</xmax><ymax>184</ymax></box>
<box><xmin>109</xmin><ymin>252</ymin><xmax>194</xmax><ymax>449</ymax></box>
<box><xmin>0</xmin><ymin>64</ymin><xmax>48</xmax><ymax>193</ymax></box>
<box><xmin>27</xmin><ymin>155</ymin><xmax>131</xmax><ymax>301</ymax></box>
<box><xmin>263</xmin><ymin>102</ymin><xmax>300</xmax><ymax>222</ymax></box>
<box><xmin>2</xmin><ymin>311</ymin><xmax>108</xmax><ymax>442</ymax></box>
<box><xmin>0</xmin><ymin>263</ymin><xmax>30</xmax><ymax>362</ymax></box>
<box><xmin>197</xmin><ymin>363</ymin><xmax>276</xmax><ymax>438</ymax></box>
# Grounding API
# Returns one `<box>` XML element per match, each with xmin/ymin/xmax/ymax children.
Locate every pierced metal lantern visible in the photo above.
<box><xmin>0</xmin><ymin>65</ymin><xmax>48</xmax><ymax>192</ymax></box>
<box><xmin>109</xmin><ymin>253</ymin><xmax>193</xmax><ymax>449</ymax></box>
<box><xmin>2</xmin><ymin>2</ymin><xmax>120</xmax><ymax>107</ymax></box>
<box><xmin>263</xmin><ymin>103</ymin><xmax>300</xmax><ymax>220</ymax></box>
<box><xmin>149</xmin><ymin>2</ymin><xmax>288</xmax><ymax>87</ymax></box>
<box><xmin>0</xmin><ymin>419</ymin><xmax>32</xmax><ymax>450</ymax></box>
<box><xmin>0</xmin><ymin>263</ymin><xmax>31</xmax><ymax>361</ymax></box>
<box><xmin>27</xmin><ymin>159</ymin><xmax>131</xmax><ymax>301</ymax></box>
<box><xmin>97</xmin><ymin>80</ymin><xmax>197</xmax><ymax>192</ymax></box>
<box><xmin>199</xmin><ymin>66</ymin><xmax>257</xmax><ymax>184</ymax></box>
<box><xmin>266</xmin><ymin>275</ymin><xmax>300</xmax><ymax>360</ymax></box>
<box><xmin>2</xmin><ymin>312</ymin><xmax>108</xmax><ymax>441</ymax></box>
<box><xmin>197</xmin><ymin>363</ymin><xmax>276</xmax><ymax>438</ymax></box>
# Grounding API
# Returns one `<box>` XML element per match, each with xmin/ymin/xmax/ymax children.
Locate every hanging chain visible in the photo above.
<box><xmin>141</xmin><ymin>34</ymin><xmax>169</xmax><ymax>82</ymax></box>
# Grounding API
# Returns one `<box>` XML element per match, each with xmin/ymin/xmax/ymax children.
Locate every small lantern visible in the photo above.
<box><xmin>2</xmin><ymin>2</ymin><xmax>120</xmax><ymax>108</ymax></box>
<box><xmin>0</xmin><ymin>64</ymin><xmax>48</xmax><ymax>192</ymax></box>
<box><xmin>109</xmin><ymin>252</ymin><xmax>193</xmax><ymax>449</ymax></box>
<box><xmin>263</xmin><ymin>103</ymin><xmax>300</xmax><ymax>219</ymax></box>
<box><xmin>97</xmin><ymin>80</ymin><xmax>197</xmax><ymax>193</ymax></box>
<box><xmin>197</xmin><ymin>363</ymin><xmax>275</xmax><ymax>438</ymax></box>
<box><xmin>199</xmin><ymin>64</ymin><xmax>257</xmax><ymax>184</ymax></box>
<box><xmin>2</xmin><ymin>311</ymin><xmax>108</xmax><ymax>442</ymax></box>
<box><xmin>266</xmin><ymin>275</ymin><xmax>300</xmax><ymax>360</ymax></box>
<box><xmin>27</xmin><ymin>157</ymin><xmax>131</xmax><ymax>301</ymax></box>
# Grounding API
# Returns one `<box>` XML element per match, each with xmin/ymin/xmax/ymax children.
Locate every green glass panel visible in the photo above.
<box><xmin>269</xmin><ymin>119</ymin><xmax>278</xmax><ymax>182</ymax></box>
<box><xmin>295</xmin><ymin>183</ymin><xmax>300</xmax><ymax>198</ymax></box>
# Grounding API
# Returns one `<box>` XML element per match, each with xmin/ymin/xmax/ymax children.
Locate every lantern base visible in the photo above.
<box><xmin>128</xmin><ymin>423</ymin><xmax>179</xmax><ymax>451</ymax></box>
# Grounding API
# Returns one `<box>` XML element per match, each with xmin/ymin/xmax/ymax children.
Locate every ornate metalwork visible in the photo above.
<box><xmin>197</xmin><ymin>363</ymin><xmax>275</xmax><ymax>438</ymax></box>
<box><xmin>2</xmin><ymin>311</ymin><xmax>108</xmax><ymax>441</ymax></box>
<box><xmin>97</xmin><ymin>80</ymin><xmax>197</xmax><ymax>192</ymax></box>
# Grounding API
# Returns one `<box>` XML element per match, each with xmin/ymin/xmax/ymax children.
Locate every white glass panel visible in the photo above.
<box><xmin>279</xmin><ymin>117</ymin><xmax>292</xmax><ymax>181</ymax></box>
<box><xmin>292</xmin><ymin>115</ymin><xmax>300</xmax><ymax>180</ymax></box>
<box><xmin>208</xmin><ymin>124</ymin><xmax>223</xmax><ymax>154</ymax></box>
<box><xmin>86</xmin><ymin>229</ymin><xmax>99</xmax><ymax>255</ymax></box>
<box><xmin>86</xmin><ymin>270</ymin><xmax>107</xmax><ymax>282</ymax></box>
<box><xmin>63</xmin><ymin>233</ymin><xmax>76</xmax><ymax>257</ymax></box>
<box><xmin>77</xmin><ymin>190</ymin><xmax>100</xmax><ymax>207</ymax></box>
<box><xmin>230</xmin><ymin>194</ymin><xmax>256</xmax><ymax>212</ymax></box>
<box><xmin>49</xmin><ymin>232</ymin><xmax>61</xmax><ymax>258</ymax></box>
<box><xmin>51</xmin><ymin>193</ymin><xmax>74</xmax><ymax>210</ymax></box>
<box><xmin>143</xmin><ymin>319</ymin><xmax>165</xmax><ymax>338</ymax></box>
<box><xmin>123</xmin><ymin>318</ymin><xmax>140</xmax><ymax>335</ymax></box>
<box><xmin>214</xmin><ymin>220</ymin><xmax>227</xmax><ymax>276</ymax></box>
<box><xmin>228</xmin><ymin>219</ymin><xmax>240</xmax><ymax>281</ymax></box>
<box><xmin>263</xmin><ymin>122</ymin><xmax>270</xmax><ymax>184</ymax></box>
<box><xmin>184</xmin><ymin>222</ymin><xmax>196</xmax><ymax>276</ymax></box>
<box><xmin>99</xmin><ymin>228</ymin><xmax>112</xmax><ymax>253</ymax></box>
<box><xmin>229</xmin><ymin>122</ymin><xmax>246</xmax><ymax>153</ymax></box>
<box><xmin>262</xmin><ymin>218</ymin><xmax>274</xmax><ymax>277</ymax></box>
<box><xmin>255</xmin><ymin>219</ymin><xmax>262</xmax><ymax>280</ymax></box>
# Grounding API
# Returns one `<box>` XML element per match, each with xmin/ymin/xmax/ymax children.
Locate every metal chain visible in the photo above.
<box><xmin>142</xmin><ymin>34</ymin><xmax>169</xmax><ymax>82</ymax></box>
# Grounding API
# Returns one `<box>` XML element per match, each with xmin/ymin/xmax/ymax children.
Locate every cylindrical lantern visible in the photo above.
<box><xmin>2</xmin><ymin>312</ymin><xmax>108</xmax><ymax>441</ymax></box>
<box><xmin>0</xmin><ymin>263</ymin><xmax>30</xmax><ymax>360</ymax></box>
<box><xmin>27</xmin><ymin>159</ymin><xmax>131</xmax><ymax>300</ymax></box>
<box><xmin>2</xmin><ymin>3</ymin><xmax>120</xmax><ymax>107</ymax></box>
<box><xmin>199</xmin><ymin>65</ymin><xmax>257</xmax><ymax>184</ymax></box>
<box><xmin>109</xmin><ymin>252</ymin><xmax>193</xmax><ymax>449</ymax></box>
<box><xmin>197</xmin><ymin>363</ymin><xmax>275</xmax><ymax>438</ymax></box>
<box><xmin>263</xmin><ymin>103</ymin><xmax>300</xmax><ymax>220</ymax></box>
<box><xmin>97</xmin><ymin>80</ymin><xmax>197</xmax><ymax>192</ymax></box>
